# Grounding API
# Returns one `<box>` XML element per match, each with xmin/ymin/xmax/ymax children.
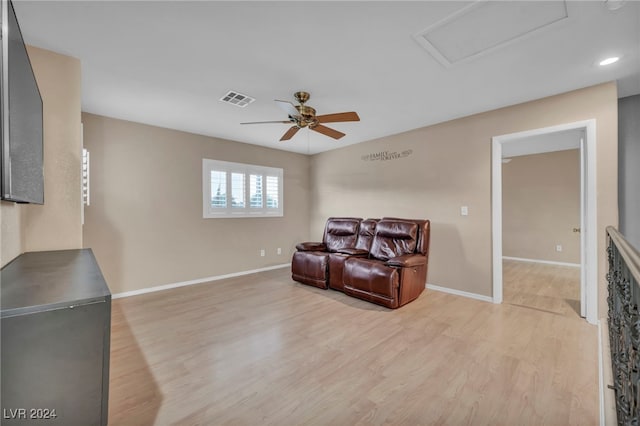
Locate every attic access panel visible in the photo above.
<box><xmin>413</xmin><ymin>1</ymin><xmax>568</xmax><ymax>67</ymax></box>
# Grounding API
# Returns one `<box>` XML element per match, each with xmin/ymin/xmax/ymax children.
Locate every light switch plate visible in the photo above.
<box><xmin>461</xmin><ymin>206</ymin><xmax>468</xmax><ymax>216</ymax></box>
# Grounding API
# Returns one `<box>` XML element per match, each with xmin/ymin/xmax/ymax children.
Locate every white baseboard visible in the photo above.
<box><xmin>426</xmin><ymin>283</ymin><xmax>493</xmax><ymax>303</ymax></box>
<box><xmin>112</xmin><ymin>263</ymin><xmax>291</xmax><ymax>299</ymax></box>
<box><xmin>502</xmin><ymin>256</ymin><xmax>580</xmax><ymax>268</ymax></box>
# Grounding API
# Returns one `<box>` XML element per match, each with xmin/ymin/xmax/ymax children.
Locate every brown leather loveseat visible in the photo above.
<box><xmin>291</xmin><ymin>217</ymin><xmax>430</xmax><ymax>308</ymax></box>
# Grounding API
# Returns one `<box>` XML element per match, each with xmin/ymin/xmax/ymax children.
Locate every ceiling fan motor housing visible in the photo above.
<box><xmin>295</xmin><ymin>105</ymin><xmax>317</xmax><ymax>128</ymax></box>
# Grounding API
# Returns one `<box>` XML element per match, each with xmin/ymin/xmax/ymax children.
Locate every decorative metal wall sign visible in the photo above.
<box><xmin>361</xmin><ymin>149</ymin><xmax>413</xmax><ymax>162</ymax></box>
<box><xmin>606</xmin><ymin>226</ymin><xmax>640</xmax><ymax>425</ymax></box>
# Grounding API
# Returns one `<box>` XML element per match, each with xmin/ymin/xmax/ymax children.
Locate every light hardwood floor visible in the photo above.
<box><xmin>109</xmin><ymin>266</ymin><xmax>598</xmax><ymax>425</ymax></box>
<box><xmin>503</xmin><ymin>259</ymin><xmax>581</xmax><ymax>318</ymax></box>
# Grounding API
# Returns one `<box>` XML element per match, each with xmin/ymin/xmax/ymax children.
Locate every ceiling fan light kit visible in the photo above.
<box><xmin>241</xmin><ymin>91</ymin><xmax>360</xmax><ymax>142</ymax></box>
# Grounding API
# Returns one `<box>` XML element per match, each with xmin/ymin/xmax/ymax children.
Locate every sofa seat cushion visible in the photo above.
<box><xmin>344</xmin><ymin>258</ymin><xmax>399</xmax><ymax>299</ymax></box>
<box><xmin>291</xmin><ymin>251</ymin><xmax>329</xmax><ymax>289</ymax></box>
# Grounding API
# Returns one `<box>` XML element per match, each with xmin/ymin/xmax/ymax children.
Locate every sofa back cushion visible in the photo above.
<box><xmin>324</xmin><ymin>217</ymin><xmax>361</xmax><ymax>252</ymax></box>
<box><xmin>355</xmin><ymin>219</ymin><xmax>378</xmax><ymax>251</ymax></box>
<box><xmin>370</xmin><ymin>220</ymin><xmax>418</xmax><ymax>261</ymax></box>
<box><xmin>382</xmin><ymin>217</ymin><xmax>430</xmax><ymax>257</ymax></box>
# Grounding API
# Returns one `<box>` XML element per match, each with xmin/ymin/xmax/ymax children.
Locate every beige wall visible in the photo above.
<box><xmin>23</xmin><ymin>46</ymin><xmax>83</xmax><ymax>252</ymax></box>
<box><xmin>81</xmin><ymin>113</ymin><xmax>310</xmax><ymax>294</ymax></box>
<box><xmin>310</xmin><ymin>82</ymin><xmax>617</xmax><ymax>318</ymax></box>
<box><xmin>0</xmin><ymin>202</ymin><xmax>24</xmax><ymax>267</ymax></box>
<box><xmin>0</xmin><ymin>46</ymin><xmax>82</xmax><ymax>268</ymax></box>
<box><xmin>503</xmin><ymin>150</ymin><xmax>580</xmax><ymax>264</ymax></box>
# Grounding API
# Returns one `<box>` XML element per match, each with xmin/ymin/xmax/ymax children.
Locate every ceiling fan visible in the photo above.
<box><xmin>241</xmin><ymin>91</ymin><xmax>360</xmax><ymax>141</ymax></box>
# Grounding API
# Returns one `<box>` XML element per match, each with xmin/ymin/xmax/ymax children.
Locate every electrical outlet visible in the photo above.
<box><xmin>277</xmin><ymin>248</ymin><xmax>282</xmax><ymax>255</ymax></box>
<box><xmin>556</xmin><ymin>245</ymin><xmax>563</xmax><ymax>252</ymax></box>
<box><xmin>461</xmin><ymin>206</ymin><xmax>468</xmax><ymax>216</ymax></box>
<box><xmin>260</xmin><ymin>249</ymin><xmax>265</xmax><ymax>257</ymax></box>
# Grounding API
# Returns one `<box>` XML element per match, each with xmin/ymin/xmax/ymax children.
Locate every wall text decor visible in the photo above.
<box><xmin>361</xmin><ymin>149</ymin><xmax>413</xmax><ymax>162</ymax></box>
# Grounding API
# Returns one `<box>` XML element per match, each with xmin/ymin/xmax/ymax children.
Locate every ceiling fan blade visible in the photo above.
<box><xmin>275</xmin><ymin>100</ymin><xmax>300</xmax><ymax>118</ymax></box>
<box><xmin>312</xmin><ymin>124</ymin><xmax>345</xmax><ymax>140</ymax></box>
<box><xmin>241</xmin><ymin>120</ymin><xmax>291</xmax><ymax>125</ymax></box>
<box><xmin>280</xmin><ymin>126</ymin><xmax>300</xmax><ymax>141</ymax></box>
<box><xmin>316</xmin><ymin>111</ymin><xmax>360</xmax><ymax>123</ymax></box>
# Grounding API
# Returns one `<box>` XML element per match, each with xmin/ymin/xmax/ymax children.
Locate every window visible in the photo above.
<box><xmin>231</xmin><ymin>173</ymin><xmax>245</xmax><ymax>208</ymax></box>
<box><xmin>249</xmin><ymin>174</ymin><xmax>263</xmax><ymax>208</ymax></box>
<box><xmin>211</xmin><ymin>170</ymin><xmax>227</xmax><ymax>208</ymax></box>
<box><xmin>203</xmin><ymin>159</ymin><xmax>283</xmax><ymax>218</ymax></box>
<box><xmin>266</xmin><ymin>176</ymin><xmax>279</xmax><ymax>208</ymax></box>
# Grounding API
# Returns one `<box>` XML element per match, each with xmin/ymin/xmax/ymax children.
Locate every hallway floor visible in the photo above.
<box><xmin>503</xmin><ymin>259</ymin><xmax>581</xmax><ymax>319</ymax></box>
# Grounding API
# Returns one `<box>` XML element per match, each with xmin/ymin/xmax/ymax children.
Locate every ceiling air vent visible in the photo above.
<box><xmin>220</xmin><ymin>90</ymin><xmax>255</xmax><ymax>108</ymax></box>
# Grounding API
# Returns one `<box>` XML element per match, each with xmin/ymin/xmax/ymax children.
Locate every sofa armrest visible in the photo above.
<box><xmin>296</xmin><ymin>242</ymin><xmax>327</xmax><ymax>252</ymax></box>
<box><xmin>386</xmin><ymin>254</ymin><xmax>427</xmax><ymax>268</ymax></box>
<box><xmin>337</xmin><ymin>248</ymin><xmax>369</xmax><ymax>256</ymax></box>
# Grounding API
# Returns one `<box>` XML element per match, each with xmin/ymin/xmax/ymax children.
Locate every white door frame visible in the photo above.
<box><xmin>491</xmin><ymin>119</ymin><xmax>598</xmax><ymax>324</ymax></box>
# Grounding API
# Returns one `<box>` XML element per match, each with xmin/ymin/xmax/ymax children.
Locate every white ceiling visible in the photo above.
<box><xmin>14</xmin><ymin>1</ymin><xmax>640</xmax><ymax>155</ymax></box>
<box><xmin>502</xmin><ymin>128</ymin><xmax>582</xmax><ymax>158</ymax></box>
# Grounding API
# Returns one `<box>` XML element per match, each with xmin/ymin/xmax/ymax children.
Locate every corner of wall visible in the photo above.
<box><xmin>22</xmin><ymin>46</ymin><xmax>83</xmax><ymax>253</ymax></box>
<box><xmin>0</xmin><ymin>201</ymin><xmax>24</xmax><ymax>268</ymax></box>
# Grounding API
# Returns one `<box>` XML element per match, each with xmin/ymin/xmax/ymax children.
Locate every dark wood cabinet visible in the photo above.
<box><xmin>1</xmin><ymin>249</ymin><xmax>111</xmax><ymax>426</ymax></box>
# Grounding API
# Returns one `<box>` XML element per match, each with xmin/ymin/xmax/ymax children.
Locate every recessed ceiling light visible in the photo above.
<box><xmin>599</xmin><ymin>56</ymin><xmax>620</xmax><ymax>66</ymax></box>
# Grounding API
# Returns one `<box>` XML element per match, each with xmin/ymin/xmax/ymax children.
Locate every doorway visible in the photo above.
<box><xmin>492</xmin><ymin>120</ymin><xmax>597</xmax><ymax>324</ymax></box>
<box><xmin>501</xmin><ymin>147</ymin><xmax>581</xmax><ymax>318</ymax></box>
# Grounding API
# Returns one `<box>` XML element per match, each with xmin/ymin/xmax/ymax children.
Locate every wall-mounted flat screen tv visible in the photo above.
<box><xmin>0</xmin><ymin>0</ymin><xmax>43</xmax><ymax>204</ymax></box>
